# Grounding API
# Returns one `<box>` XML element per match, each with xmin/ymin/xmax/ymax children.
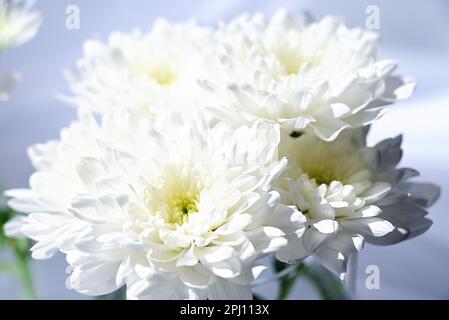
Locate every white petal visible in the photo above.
<box><xmin>314</xmin><ymin>246</ymin><xmax>349</xmax><ymax>280</ymax></box>
<box><xmin>341</xmin><ymin>217</ymin><xmax>394</xmax><ymax>237</ymax></box>
<box><xmin>76</xmin><ymin>157</ymin><xmax>106</xmax><ymax>189</ymax></box>
<box><xmin>68</xmin><ymin>259</ymin><xmax>121</xmax><ymax>296</ymax></box>
<box><xmin>197</xmin><ymin>246</ymin><xmax>234</xmax><ymax>264</ymax></box>
<box><xmin>275</xmin><ymin>234</ymin><xmax>310</xmax><ymax>263</ymax></box>
<box><xmin>312</xmin><ymin>219</ymin><xmax>339</xmax><ymax>234</ymax></box>
<box><xmin>179</xmin><ymin>265</ymin><xmax>212</xmax><ymax>289</ymax></box>
<box><xmin>176</xmin><ymin>246</ymin><xmax>199</xmax><ymax>267</ymax></box>
<box><xmin>3</xmin><ymin>216</ymin><xmax>27</xmax><ymax>238</ymax></box>
<box><xmin>302</xmin><ymin>227</ymin><xmax>333</xmax><ymax>252</ymax></box>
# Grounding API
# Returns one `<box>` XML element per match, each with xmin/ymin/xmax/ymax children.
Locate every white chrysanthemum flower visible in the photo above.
<box><xmin>203</xmin><ymin>9</ymin><xmax>415</xmax><ymax>141</ymax></box>
<box><xmin>275</xmin><ymin>130</ymin><xmax>439</xmax><ymax>279</ymax></box>
<box><xmin>5</xmin><ymin>109</ymin><xmax>302</xmax><ymax>299</ymax></box>
<box><xmin>0</xmin><ymin>0</ymin><xmax>41</xmax><ymax>51</ymax></box>
<box><xmin>63</xmin><ymin>18</ymin><xmax>213</xmax><ymax>117</ymax></box>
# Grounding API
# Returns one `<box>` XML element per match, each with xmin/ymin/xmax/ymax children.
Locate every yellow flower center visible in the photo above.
<box><xmin>131</xmin><ymin>59</ymin><xmax>178</xmax><ymax>86</ymax></box>
<box><xmin>148</xmin><ymin>63</ymin><xmax>178</xmax><ymax>86</ymax></box>
<box><xmin>304</xmin><ymin>162</ymin><xmax>347</xmax><ymax>186</ymax></box>
<box><xmin>287</xmin><ymin>134</ymin><xmax>371</xmax><ymax>187</ymax></box>
<box><xmin>275</xmin><ymin>49</ymin><xmax>322</xmax><ymax>76</ymax></box>
<box><xmin>168</xmin><ymin>192</ymin><xmax>199</xmax><ymax>225</ymax></box>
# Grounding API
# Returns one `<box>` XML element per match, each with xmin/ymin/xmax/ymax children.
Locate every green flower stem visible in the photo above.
<box><xmin>275</xmin><ymin>259</ymin><xmax>347</xmax><ymax>300</ymax></box>
<box><xmin>300</xmin><ymin>264</ymin><xmax>339</xmax><ymax>300</ymax></box>
<box><xmin>277</xmin><ymin>263</ymin><xmax>305</xmax><ymax>300</ymax></box>
<box><xmin>1</xmin><ymin>188</ymin><xmax>37</xmax><ymax>300</ymax></box>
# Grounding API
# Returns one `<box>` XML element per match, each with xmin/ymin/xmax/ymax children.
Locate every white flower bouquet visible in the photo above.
<box><xmin>2</xmin><ymin>8</ymin><xmax>440</xmax><ymax>299</ymax></box>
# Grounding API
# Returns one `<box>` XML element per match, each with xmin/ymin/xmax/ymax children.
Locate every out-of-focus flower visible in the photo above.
<box><xmin>275</xmin><ymin>130</ymin><xmax>439</xmax><ymax>279</ymax></box>
<box><xmin>203</xmin><ymin>9</ymin><xmax>415</xmax><ymax>142</ymax></box>
<box><xmin>0</xmin><ymin>0</ymin><xmax>41</xmax><ymax>101</ymax></box>
<box><xmin>5</xmin><ymin>109</ymin><xmax>302</xmax><ymax>299</ymax></box>
<box><xmin>63</xmin><ymin>19</ymin><xmax>214</xmax><ymax>117</ymax></box>
<box><xmin>0</xmin><ymin>0</ymin><xmax>41</xmax><ymax>52</ymax></box>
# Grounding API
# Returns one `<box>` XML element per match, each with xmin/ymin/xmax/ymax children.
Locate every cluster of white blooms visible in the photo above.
<box><xmin>0</xmin><ymin>0</ymin><xmax>41</xmax><ymax>100</ymax></box>
<box><xmin>4</xmin><ymin>9</ymin><xmax>440</xmax><ymax>299</ymax></box>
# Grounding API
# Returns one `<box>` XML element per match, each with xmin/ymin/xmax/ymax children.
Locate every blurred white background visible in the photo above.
<box><xmin>1</xmin><ymin>0</ymin><xmax>448</xmax><ymax>299</ymax></box>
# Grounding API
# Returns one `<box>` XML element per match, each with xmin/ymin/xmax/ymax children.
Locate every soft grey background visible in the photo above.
<box><xmin>1</xmin><ymin>0</ymin><xmax>448</xmax><ymax>299</ymax></box>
